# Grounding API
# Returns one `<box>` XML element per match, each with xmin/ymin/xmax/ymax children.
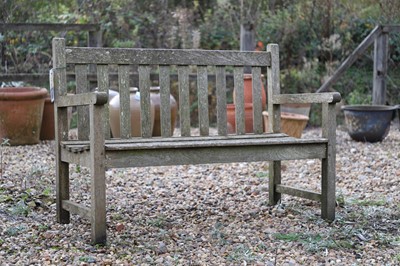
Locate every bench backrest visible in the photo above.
<box><xmin>52</xmin><ymin>38</ymin><xmax>279</xmax><ymax>140</ymax></box>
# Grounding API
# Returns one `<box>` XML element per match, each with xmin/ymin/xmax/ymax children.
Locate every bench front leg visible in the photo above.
<box><xmin>321</xmin><ymin>102</ymin><xmax>337</xmax><ymax>221</ymax></box>
<box><xmin>89</xmin><ymin>103</ymin><xmax>107</xmax><ymax>244</ymax></box>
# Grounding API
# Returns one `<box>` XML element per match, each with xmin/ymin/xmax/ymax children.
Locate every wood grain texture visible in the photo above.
<box><xmin>62</xmin><ymin>200</ymin><xmax>91</xmax><ymax>220</ymax></box>
<box><xmin>373</xmin><ymin>32</ymin><xmax>388</xmax><ymax>105</ymax></box>
<box><xmin>233</xmin><ymin>67</ymin><xmax>245</xmax><ymax>135</ymax></box>
<box><xmin>105</xmin><ymin>142</ymin><xmax>327</xmax><ymax>168</ymax></box>
<box><xmin>216</xmin><ymin>66</ymin><xmax>227</xmax><ymax>136</ymax></box>
<box><xmin>251</xmin><ymin>67</ymin><xmax>263</xmax><ymax>134</ymax></box>
<box><xmin>76</xmin><ymin>64</ymin><xmax>90</xmax><ymax>140</ymax></box>
<box><xmin>138</xmin><ymin>65</ymin><xmax>152</xmax><ymax>138</ymax></box>
<box><xmin>159</xmin><ymin>66</ymin><xmax>173</xmax><ymax>137</ymax></box>
<box><xmin>197</xmin><ymin>66</ymin><xmax>210</xmax><ymax>136</ymax></box>
<box><xmin>118</xmin><ymin>65</ymin><xmax>131</xmax><ymax>138</ymax></box>
<box><xmin>66</xmin><ymin>47</ymin><xmax>271</xmax><ymax>66</ymax></box>
<box><xmin>57</xmin><ymin>92</ymin><xmax>108</xmax><ymax>107</ymax></box>
<box><xmin>178</xmin><ymin>66</ymin><xmax>191</xmax><ymax>137</ymax></box>
<box><xmin>53</xmin><ymin>38</ymin><xmax>70</xmax><ymax>224</ymax></box>
<box><xmin>267</xmin><ymin>44</ymin><xmax>281</xmax><ymax>133</ymax></box>
<box><xmin>321</xmin><ymin>102</ymin><xmax>337</xmax><ymax>221</ymax></box>
<box><xmin>97</xmin><ymin>65</ymin><xmax>110</xmax><ymax>139</ymax></box>
<box><xmin>273</xmin><ymin>92</ymin><xmax>341</xmax><ymax>104</ymax></box>
<box><xmin>89</xmin><ymin>103</ymin><xmax>107</xmax><ymax>244</ymax></box>
<box><xmin>276</xmin><ymin>185</ymin><xmax>321</xmax><ymax>202</ymax></box>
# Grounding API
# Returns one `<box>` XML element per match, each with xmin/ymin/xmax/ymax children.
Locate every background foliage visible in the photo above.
<box><xmin>1</xmin><ymin>0</ymin><xmax>399</xmax><ymax>107</ymax></box>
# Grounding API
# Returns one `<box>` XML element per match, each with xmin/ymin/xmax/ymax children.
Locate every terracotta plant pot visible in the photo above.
<box><xmin>234</xmin><ymin>74</ymin><xmax>267</xmax><ymax>111</ymax></box>
<box><xmin>40</xmin><ymin>94</ymin><xmax>74</xmax><ymax>140</ymax></box>
<box><xmin>0</xmin><ymin>87</ymin><xmax>48</xmax><ymax>145</ymax></box>
<box><xmin>40</xmin><ymin>96</ymin><xmax>55</xmax><ymax>140</ymax></box>
<box><xmin>262</xmin><ymin>111</ymin><xmax>309</xmax><ymax>138</ymax></box>
<box><xmin>342</xmin><ymin>105</ymin><xmax>397</xmax><ymax>142</ymax></box>
<box><xmin>226</xmin><ymin>103</ymin><xmax>255</xmax><ymax>133</ymax></box>
<box><xmin>150</xmin><ymin>86</ymin><xmax>178</xmax><ymax>136</ymax></box>
<box><xmin>109</xmin><ymin>88</ymin><xmax>155</xmax><ymax>138</ymax></box>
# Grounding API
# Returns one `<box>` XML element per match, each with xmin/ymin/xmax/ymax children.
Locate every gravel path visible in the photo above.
<box><xmin>0</xmin><ymin>123</ymin><xmax>399</xmax><ymax>265</ymax></box>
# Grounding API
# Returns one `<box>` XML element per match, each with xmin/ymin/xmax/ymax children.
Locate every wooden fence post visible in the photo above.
<box><xmin>373</xmin><ymin>31</ymin><xmax>388</xmax><ymax>105</ymax></box>
<box><xmin>88</xmin><ymin>29</ymin><xmax>102</xmax><ymax>48</ymax></box>
<box><xmin>240</xmin><ymin>22</ymin><xmax>255</xmax><ymax>74</ymax></box>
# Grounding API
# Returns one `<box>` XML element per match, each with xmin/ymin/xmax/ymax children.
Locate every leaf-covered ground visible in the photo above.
<box><xmin>0</xmin><ymin>125</ymin><xmax>399</xmax><ymax>265</ymax></box>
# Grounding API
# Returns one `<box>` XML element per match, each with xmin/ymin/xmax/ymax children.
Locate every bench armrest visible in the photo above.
<box><xmin>272</xmin><ymin>92</ymin><xmax>341</xmax><ymax>105</ymax></box>
<box><xmin>57</xmin><ymin>91</ymin><xmax>108</xmax><ymax>107</ymax></box>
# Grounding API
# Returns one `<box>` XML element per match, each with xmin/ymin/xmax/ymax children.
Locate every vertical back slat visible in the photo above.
<box><xmin>216</xmin><ymin>66</ymin><xmax>227</xmax><ymax>136</ymax></box>
<box><xmin>138</xmin><ymin>65</ymin><xmax>152</xmax><ymax>138</ymax></box>
<box><xmin>178</xmin><ymin>66</ymin><xmax>191</xmax><ymax>137</ymax></box>
<box><xmin>159</xmin><ymin>66</ymin><xmax>172</xmax><ymax>137</ymax></box>
<box><xmin>252</xmin><ymin>67</ymin><xmax>263</xmax><ymax>134</ymax></box>
<box><xmin>267</xmin><ymin>44</ymin><xmax>281</xmax><ymax>133</ymax></box>
<box><xmin>76</xmin><ymin>64</ymin><xmax>90</xmax><ymax>140</ymax></box>
<box><xmin>233</xmin><ymin>67</ymin><xmax>245</xmax><ymax>134</ymax></box>
<box><xmin>96</xmin><ymin>64</ymin><xmax>110</xmax><ymax>139</ymax></box>
<box><xmin>118</xmin><ymin>65</ymin><xmax>131</xmax><ymax>138</ymax></box>
<box><xmin>197</xmin><ymin>66</ymin><xmax>209</xmax><ymax>136</ymax></box>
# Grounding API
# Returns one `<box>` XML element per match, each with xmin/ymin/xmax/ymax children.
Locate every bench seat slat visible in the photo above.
<box><xmin>61</xmin><ymin>135</ymin><xmax>327</xmax><ymax>151</ymax></box>
<box><xmin>105</xmin><ymin>142</ymin><xmax>327</xmax><ymax>168</ymax></box>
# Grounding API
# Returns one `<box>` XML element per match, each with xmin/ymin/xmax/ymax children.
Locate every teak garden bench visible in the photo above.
<box><xmin>51</xmin><ymin>37</ymin><xmax>341</xmax><ymax>244</ymax></box>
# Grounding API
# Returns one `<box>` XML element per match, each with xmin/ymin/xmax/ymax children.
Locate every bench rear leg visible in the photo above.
<box><xmin>269</xmin><ymin>161</ymin><xmax>281</xmax><ymax>205</ymax></box>
<box><xmin>321</xmin><ymin>102</ymin><xmax>336</xmax><ymax>221</ymax></box>
<box><xmin>321</xmin><ymin>157</ymin><xmax>335</xmax><ymax>221</ymax></box>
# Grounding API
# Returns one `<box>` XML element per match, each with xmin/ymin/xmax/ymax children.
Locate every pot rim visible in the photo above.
<box><xmin>0</xmin><ymin>87</ymin><xmax>48</xmax><ymax>101</ymax></box>
<box><xmin>341</xmin><ymin>105</ymin><xmax>397</xmax><ymax>111</ymax></box>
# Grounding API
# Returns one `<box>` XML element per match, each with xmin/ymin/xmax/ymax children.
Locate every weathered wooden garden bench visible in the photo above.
<box><xmin>51</xmin><ymin>37</ymin><xmax>341</xmax><ymax>244</ymax></box>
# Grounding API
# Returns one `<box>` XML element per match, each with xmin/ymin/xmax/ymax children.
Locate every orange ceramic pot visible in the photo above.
<box><xmin>226</xmin><ymin>103</ymin><xmax>255</xmax><ymax>134</ymax></box>
<box><xmin>234</xmin><ymin>74</ymin><xmax>267</xmax><ymax>110</ymax></box>
<box><xmin>40</xmin><ymin>96</ymin><xmax>55</xmax><ymax>140</ymax></box>
<box><xmin>0</xmin><ymin>87</ymin><xmax>48</xmax><ymax>145</ymax></box>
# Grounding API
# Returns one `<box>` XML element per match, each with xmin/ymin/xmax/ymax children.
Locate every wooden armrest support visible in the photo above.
<box><xmin>272</xmin><ymin>92</ymin><xmax>341</xmax><ymax>105</ymax></box>
<box><xmin>57</xmin><ymin>91</ymin><xmax>108</xmax><ymax>107</ymax></box>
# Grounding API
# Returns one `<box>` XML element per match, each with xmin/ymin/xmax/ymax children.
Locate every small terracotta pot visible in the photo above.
<box><xmin>234</xmin><ymin>74</ymin><xmax>267</xmax><ymax>111</ymax></box>
<box><xmin>40</xmin><ymin>96</ymin><xmax>55</xmax><ymax>140</ymax></box>
<box><xmin>263</xmin><ymin>111</ymin><xmax>309</xmax><ymax>138</ymax></box>
<box><xmin>0</xmin><ymin>87</ymin><xmax>48</xmax><ymax>145</ymax></box>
